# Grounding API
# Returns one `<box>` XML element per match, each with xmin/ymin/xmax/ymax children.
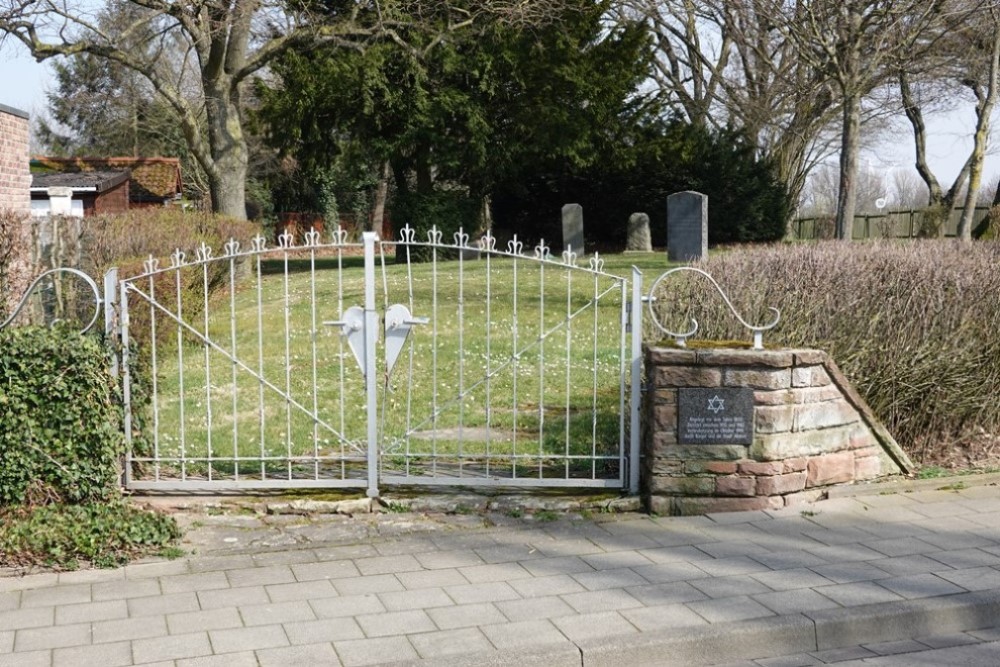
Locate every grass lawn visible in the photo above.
<box><xmin>126</xmin><ymin>246</ymin><xmax>674</xmax><ymax>485</ymax></box>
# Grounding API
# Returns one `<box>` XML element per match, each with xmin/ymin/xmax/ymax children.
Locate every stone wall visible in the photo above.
<box><xmin>643</xmin><ymin>347</ymin><xmax>913</xmax><ymax>515</ymax></box>
<box><xmin>0</xmin><ymin>103</ymin><xmax>30</xmax><ymax>215</ymax></box>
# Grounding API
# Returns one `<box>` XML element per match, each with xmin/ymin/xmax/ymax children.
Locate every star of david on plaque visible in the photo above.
<box><xmin>707</xmin><ymin>395</ymin><xmax>725</xmax><ymax>414</ymax></box>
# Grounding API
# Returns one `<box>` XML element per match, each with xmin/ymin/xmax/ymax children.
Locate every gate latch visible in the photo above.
<box><xmin>323</xmin><ymin>306</ymin><xmax>366</xmax><ymax>374</ymax></box>
<box><xmin>384</xmin><ymin>304</ymin><xmax>427</xmax><ymax>375</ymax></box>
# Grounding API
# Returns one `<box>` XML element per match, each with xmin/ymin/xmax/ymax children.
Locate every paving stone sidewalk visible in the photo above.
<box><xmin>3</xmin><ymin>483</ymin><xmax>1000</xmax><ymax>667</ymax></box>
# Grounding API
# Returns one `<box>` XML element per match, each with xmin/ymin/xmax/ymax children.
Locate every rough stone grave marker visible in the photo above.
<box><xmin>626</xmin><ymin>212</ymin><xmax>652</xmax><ymax>252</ymax></box>
<box><xmin>561</xmin><ymin>203</ymin><xmax>584</xmax><ymax>253</ymax></box>
<box><xmin>667</xmin><ymin>191</ymin><xmax>707</xmax><ymax>262</ymax></box>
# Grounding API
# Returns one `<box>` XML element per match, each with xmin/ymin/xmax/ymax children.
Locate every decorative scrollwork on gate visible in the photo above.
<box><xmin>646</xmin><ymin>267</ymin><xmax>780</xmax><ymax>350</ymax></box>
<box><xmin>0</xmin><ymin>267</ymin><xmax>103</xmax><ymax>334</ymax></box>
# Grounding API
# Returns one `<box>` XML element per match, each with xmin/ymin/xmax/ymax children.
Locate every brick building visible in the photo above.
<box><xmin>0</xmin><ymin>103</ymin><xmax>30</xmax><ymax>215</ymax></box>
<box><xmin>30</xmin><ymin>170</ymin><xmax>131</xmax><ymax>218</ymax></box>
<box><xmin>31</xmin><ymin>156</ymin><xmax>182</xmax><ymax>212</ymax></box>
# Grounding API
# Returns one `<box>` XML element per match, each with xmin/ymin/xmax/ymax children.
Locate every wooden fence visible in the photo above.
<box><xmin>793</xmin><ymin>206</ymin><xmax>992</xmax><ymax>240</ymax></box>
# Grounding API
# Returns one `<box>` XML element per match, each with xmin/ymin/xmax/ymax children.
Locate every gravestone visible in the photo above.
<box><xmin>626</xmin><ymin>212</ymin><xmax>652</xmax><ymax>252</ymax></box>
<box><xmin>561</xmin><ymin>203</ymin><xmax>584</xmax><ymax>253</ymax></box>
<box><xmin>667</xmin><ymin>191</ymin><xmax>708</xmax><ymax>262</ymax></box>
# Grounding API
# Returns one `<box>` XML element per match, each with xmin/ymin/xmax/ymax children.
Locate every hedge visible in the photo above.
<box><xmin>0</xmin><ymin>326</ymin><xmax>123</xmax><ymax>505</ymax></box>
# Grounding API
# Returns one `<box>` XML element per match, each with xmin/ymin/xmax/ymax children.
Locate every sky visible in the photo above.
<box><xmin>2</xmin><ymin>42</ymin><xmax>996</xmax><ymax>206</ymax></box>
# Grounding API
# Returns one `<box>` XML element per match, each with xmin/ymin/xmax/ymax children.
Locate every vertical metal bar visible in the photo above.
<box><xmin>337</xmin><ymin>242</ymin><xmax>346</xmax><ymax>480</ymax></box>
<box><xmin>256</xmin><ymin>253</ymin><xmax>265</xmax><ymax>478</ymax></box>
<box><xmin>283</xmin><ymin>246</ymin><xmax>292</xmax><ymax>480</ymax></box>
<box><xmin>431</xmin><ymin>233</ymin><xmax>439</xmax><ymax>477</ymax></box>
<box><xmin>629</xmin><ymin>268</ymin><xmax>643</xmax><ymax>494</ymax></box>
<box><xmin>618</xmin><ymin>279</ymin><xmax>627</xmax><ymax>486</ymax></box>
<box><xmin>485</xmin><ymin>241</ymin><xmax>492</xmax><ymax>477</ymax></box>
<box><xmin>537</xmin><ymin>254</ymin><xmax>545</xmax><ymax>479</ymax></box>
<box><xmin>148</xmin><ymin>272</ymin><xmax>159</xmax><ymax>480</ymax></box>
<box><xmin>309</xmin><ymin>242</ymin><xmax>319</xmax><ymax>481</ymax></box>
<box><xmin>457</xmin><ymin>231</ymin><xmax>466</xmax><ymax>477</ymax></box>
<box><xmin>564</xmin><ymin>262</ymin><xmax>572</xmax><ymax>479</ymax></box>
<box><xmin>202</xmin><ymin>260</ymin><xmax>213</xmax><ymax>481</ymax></box>
<box><xmin>175</xmin><ymin>265</ymin><xmax>186</xmax><ymax>481</ymax></box>
<box><xmin>405</xmin><ymin>240</ymin><xmax>414</xmax><ymax>478</ymax></box>
<box><xmin>511</xmin><ymin>245</ymin><xmax>519</xmax><ymax>479</ymax></box>
<box><xmin>363</xmin><ymin>231</ymin><xmax>380</xmax><ymax>498</ymax></box>
<box><xmin>103</xmin><ymin>268</ymin><xmax>119</xmax><ymax>378</ymax></box>
<box><xmin>120</xmin><ymin>280</ymin><xmax>133</xmax><ymax>488</ymax></box>
<box><xmin>592</xmin><ymin>269</ymin><xmax>599</xmax><ymax>480</ymax></box>
<box><xmin>229</xmin><ymin>255</ymin><xmax>239</xmax><ymax>481</ymax></box>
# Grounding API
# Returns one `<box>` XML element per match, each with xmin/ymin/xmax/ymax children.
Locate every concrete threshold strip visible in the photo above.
<box><xmin>384</xmin><ymin>590</ymin><xmax>1000</xmax><ymax>667</ymax></box>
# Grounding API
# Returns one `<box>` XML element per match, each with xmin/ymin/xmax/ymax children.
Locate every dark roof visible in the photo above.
<box><xmin>0</xmin><ymin>103</ymin><xmax>29</xmax><ymax>120</ymax></box>
<box><xmin>31</xmin><ymin>157</ymin><xmax>182</xmax><ymax>202</ymax></box>
<box><xmin>31</xmin><ymin>170</ymin><xmax>130</xmax><ymax>192</ymax></box>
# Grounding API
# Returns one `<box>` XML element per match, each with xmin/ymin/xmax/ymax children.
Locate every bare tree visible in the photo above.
<box><xmin>955</xmin><ymin>4</ymin><xmax>1000</xmax><ymax>239</ymax></box>
<box><xmin>802</xmin><ymin>161</ymin><xmax>887</xmax><ymax>216</ymax></box>
<box><xmin>899</xmin><ymin>2</ymin><xmax>1000</xmax><ymax>239</ymax></box>
<box><xmin>614</xmin><ymin>0</ymin><xmax>841</xmax><ymax>220</ymax></box>
<box><xmin>982</xmin><ymin>173</ymin><xmax>1000</xmax><ymax>205</ymax></box>
<box><xmin>762</xmin><ymin>0</ymin><xmax>959</xmax><ymax>240</ymax></box>
<box><xmin>0</xmin><ymin>1</ymin><xmax>567</xmax><ymax>220</ymax></box>
<box><xmin>891</xmin><ymin>168</ymin><xmax>930</xmax><ymax>208</ymax></box>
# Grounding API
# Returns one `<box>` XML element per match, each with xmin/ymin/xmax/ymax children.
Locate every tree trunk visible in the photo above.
<box><xmin>834</xmin><ymin>94</ymin><xmax>862</xmax><ymax>240</ymax></box>
<box><xmin>208</xmin><ymin>164</ymin><xmax>247</xmax><ymax>222</ymax></box>
<box><xmin>957</xmin><ymin>150</ymin><xmax>984</xmax><ymax>241</ymax></box>
<box><xmin>415</xmin><ymin>149</ymin><xmax>433</xmax><ymax>195</ymax></box>
<box><xmin>957</xmin><ymin>27</ymin><xmax>1000</xmax><ymax>240</ymax></box>
<box><xmin>203</xmin><ymin>78</ymin><xmax>249</xmax><ymax>220</ymax></box>
<box><xmin>370</xmin><ymin>160</ymin><xmax>390</xmax><ymax>233</ymax></box>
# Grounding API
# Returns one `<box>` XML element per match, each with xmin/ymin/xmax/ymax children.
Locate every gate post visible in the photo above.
<box><xmin>363</xmin><ymin>232</ymin><xmax>380</xmax><ymax>498</ymax></box>
<box><xmin>103</xmin><ymin>268</ymin><xmax>119</xmax><ymax>377</ymax></box>
<box><xmin>629</xmin><ymin>268</ymin><xmax>643</xmax><ymax>494</ymax></box>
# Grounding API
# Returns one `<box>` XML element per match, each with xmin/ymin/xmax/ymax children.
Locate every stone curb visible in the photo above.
<box><xmin>828</xmin><ymin>470</ymin><xmax>1000</xmax><ymax>498</ymax></box>
<box><xmin>385</xmin><ymin>642</ymin><xmax>582</xmax><ymax>667</ymax></box>
<box><xmin>809</xmin><ymin>589</ymin><xmax>1000</xmax><ymax>650</ymax></box>
<box><xmin>385</xmin><ymin>591</ymin><xmax>1000</xmax><ymax>666</ymax></box>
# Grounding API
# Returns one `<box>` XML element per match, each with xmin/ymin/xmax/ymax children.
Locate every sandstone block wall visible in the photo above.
<box><xmin>642</xmin><ymin>347</ymin><xmax>913</xmax><ymax>515</ymax></box>
<box><xmin>0</xmin><ymin>104</ymin><xmax>30</xmax><ymax>215</ymax></box>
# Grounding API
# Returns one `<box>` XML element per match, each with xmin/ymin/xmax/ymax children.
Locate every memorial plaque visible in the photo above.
<box><xmin>678</xmin><ymin>388</ymin><xmax>754</xmax><ymax>445</ymax></box>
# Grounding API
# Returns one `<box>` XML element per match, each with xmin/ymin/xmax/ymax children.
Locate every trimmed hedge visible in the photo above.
<box><xmin>0</xmin><ymin>326</ymin><xmax>123</xmax><ymax>505</ymax></box>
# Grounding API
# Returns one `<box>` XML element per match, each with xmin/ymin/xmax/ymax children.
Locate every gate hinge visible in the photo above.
<box><xmin>626</xmin><ymin>295</ymin><xmax>654</xmax><ymax>333</ymax></box>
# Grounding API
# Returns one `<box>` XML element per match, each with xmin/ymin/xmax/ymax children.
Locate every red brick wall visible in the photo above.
<box><xmin>93</xmin><ymin>179</ymin><xmax>130</xmax><ymax>215</ymax></box>
<box><xmin>0</xmin><ymin>105</ymin><xmax>30</xmax><ymax>215</ymax></box>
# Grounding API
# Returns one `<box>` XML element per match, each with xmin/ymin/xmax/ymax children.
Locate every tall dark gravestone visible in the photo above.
<box><xmin>667</xmin><ymin>191</ymin><xmax>708</xmax><ymax>262</ymax></box>
<box><xmin>561</xmin><ymin>203</ymin><xmax>584</xmax><ymax>253</ymax></box>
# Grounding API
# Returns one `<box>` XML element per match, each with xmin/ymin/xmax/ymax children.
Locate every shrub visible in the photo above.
<box><xmin>89</xmin><ymin>209</ymin><xmax>257</xmax><ymax>353</ymax></box>
<box><xmin>82</xmin><ymin>208</ymin><xmax>258</xmax><ymax>277</ymax></box>
<box><xmin>648</xmin><ymin>240</ymin><xmax>1000</xmax><ymax>462</ymax></box>
<box><xmin>0</xmin><ymin>326</ymin><xmax>180</xmax><ymax>569</ymax></box>
<box><xmin>0</xmin><ymin>326</ymin><xmax>123</xmax><ymax>505</ymax></box>
<box><xmin>391</xmin><ymin>189</ymin><xmax>480</xmax><ymax>261</ymax></box>
<box><xmin>0</xmin><ymin>208</ymin><xmax>29</xmax><ymax>318</ymax></box>
<box><xmin>0</xmin><ymin>502</ymin><xmax>181</xmax><ymax>569</ymax></box>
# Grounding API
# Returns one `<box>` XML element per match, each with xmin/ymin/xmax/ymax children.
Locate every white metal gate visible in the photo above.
<box><xmin>116</xmin><ymin>227</ymin><xmax>641</xmax><ymax>495</ymax></box>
